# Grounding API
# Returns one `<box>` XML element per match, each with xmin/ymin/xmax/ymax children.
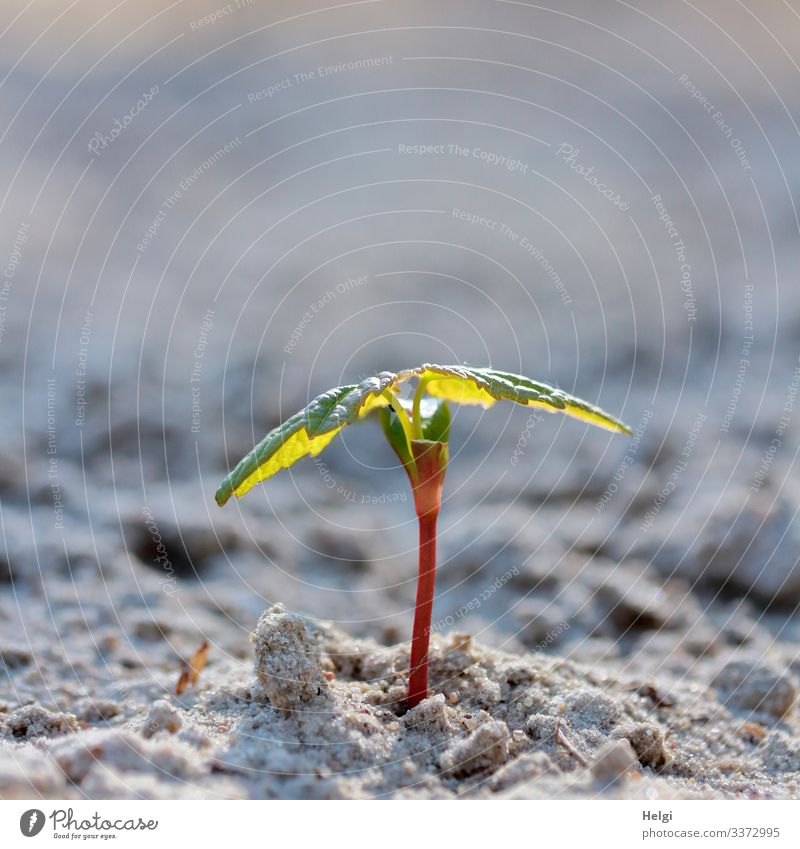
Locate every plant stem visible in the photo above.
<box><xmin>406</xmin><ymin>439</ymin><xmax>448</xmax><ymax>708</ymax></box>
<box><xmin>411</xmin><ymin>377</ymin><xmax>430</xmax><ymax>440</ymax></box>
<box><xmin>407</xmin><ymin>510</ymin><xmax>438</xmax><ymax>707</ymax></box>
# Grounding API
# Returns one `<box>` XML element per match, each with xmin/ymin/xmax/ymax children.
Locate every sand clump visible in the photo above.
<box><xmin>440</xmin><ymin>719</ymin><xmax>510</xmax><ymax>777</ymax></box>
<box><xmin>713</xmin><ymin>660</ymin><xmax>798</xmax><ymax>719</ymax></box>
<box><xmin>612</xmin><ymin>723</ymin><xmax>668</xmax><ymax>770</ymax></box>
<box><xmin>251</xmin><ymin>604</ymin><xmax>331</xmax><ymax>710</ymax></box>
<box><xmin>0</xmin><ymin>706</ymin><xmax>80</xmax><ymax>740</ymax></box>
<box><xmin>141</xmin><ymin>700</ymin><xmax>183</xmax><ymax>738</ymax></box>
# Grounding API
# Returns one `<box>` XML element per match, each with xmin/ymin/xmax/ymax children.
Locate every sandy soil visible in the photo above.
<box><xmin>1</xmin><ymin>604</ymin><xmax>798</xmax><ymax>799</ymax></box>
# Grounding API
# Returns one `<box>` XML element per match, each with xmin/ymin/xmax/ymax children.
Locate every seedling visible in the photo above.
<box><xmin>216</xmin><ymin>364</ymin><xmax>631</xmax><ymax>707</ymax></box>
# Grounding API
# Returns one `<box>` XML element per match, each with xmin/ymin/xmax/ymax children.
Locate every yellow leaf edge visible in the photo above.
<box><xmin>396</xmin><ymin>365</ymin><xmax>633</xmax><ymax>435</ymax></box>
<box><xmin>215</xmin><ymin>373</ymin><xmax>396</xmax><ymax>505</ymax></box>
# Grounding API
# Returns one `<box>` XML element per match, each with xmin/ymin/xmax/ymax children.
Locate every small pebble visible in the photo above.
<box><xmin>615</xmin><ymin>723</ymin><xmax>668</xmax><ymax>770</ymax></box>
<box><xmin>591</xmin><ymin>739</ymin><xmax>638</xmax><ymax>786</ymax></box>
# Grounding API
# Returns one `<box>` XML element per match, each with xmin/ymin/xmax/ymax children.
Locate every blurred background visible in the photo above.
<box><xmin>2</xmin><ymin>0</ymin><xmax>800</xmax><ymax>712</ymax></box>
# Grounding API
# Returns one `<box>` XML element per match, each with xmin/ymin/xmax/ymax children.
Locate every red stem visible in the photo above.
<box><xmin>407</xmin><ymin>510</ymin><xmax>438</xmax><ymax>707</ymax></box>
<box><xmin>405</xmin><ymin>439</ymin><xmax>447</xmax><ymax>708</ymax></box>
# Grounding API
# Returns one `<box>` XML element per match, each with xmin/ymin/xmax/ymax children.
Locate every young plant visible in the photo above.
<box><xmin>215</xmin><ymin>364</ymin><xmax>631</xmax><ymax>708</ymax></box>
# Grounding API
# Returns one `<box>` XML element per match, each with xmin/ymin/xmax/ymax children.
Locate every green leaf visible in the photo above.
<box><xmin>215</xmin><ymin>372</ymin><xmax>396</xmax><ymax>505</ymax></box>
<box><xmin>421</xmin><ymin>399</ymin><xmax>451</xmax><ymax>443</ymax></box>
